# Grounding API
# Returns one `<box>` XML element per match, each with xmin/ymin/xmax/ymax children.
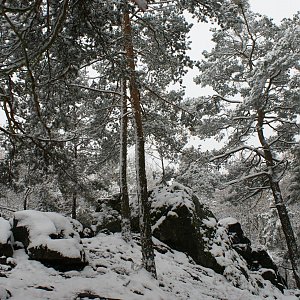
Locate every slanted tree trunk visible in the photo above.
<box><xmin>23</xmin><ymin>187</ymin><xmax>31</xmax><ymax>210</ymax></box>
<box><xmin>158</xmin><ymin>149</ymin><xmax>167</xmax><ymax>185</ymax></box>
<box><xmin>72</xmin><ymin>191</ymin><xmax>77</xmax><ymax>219</ymax></box>
<box><xmin>119</xmin><ymin>78</ymin><xmax>132</xmax><ymax>242</ymax></box>
<box><xmin>256</xmin><ymin>109</ymin><xmax>300</xmax><ymax>288</ymax></box>
<box><xmin>122</xmin><ymin>1</ymin><xmax>157</xmax><ymax>278</ymax></box>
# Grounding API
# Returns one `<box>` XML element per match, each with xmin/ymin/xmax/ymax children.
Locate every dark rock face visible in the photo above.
<box><xmin>0</xmin><ymin>243</ymin><xmax>13</xmax><ymax>258</ymax></box>
<box><xmin>28</xmin><ymin>244</ymin><xmax>87</xmax><ymax>272</ymax></box>
<box><xmin>95</xmin><ymin>195</ymin><xmax>122</xmax><ymax>233</ymax></box>
<box><xmin>150</xmin><ymin>186</ymin><xmax>223</xmax><ymax>273</ymax></box>
<box><xmin>226</xmin><ymin>221</ymin><xmax>252</xmax><ymax>264</ymax></box>
<box><xmin>224</xmin><ymin>219</ymin><xmax>286</xmax><ymax>292</ymax></box>
<box><xmin>12</xmin><ymin>219</ymin><xmax>31</xmax><ymax>249</ymax></box>
<box><xmin>251</xmin><ymin>249</ymin><xmax>286</xmax><ymax>291</ymax></box>
<box><xmin>12</xmin><ymin>210</ymin><xmax>88</xmax><ymax>271</ymax></box>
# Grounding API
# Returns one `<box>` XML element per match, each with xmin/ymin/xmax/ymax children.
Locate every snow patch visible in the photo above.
<box><xmin>203</xmin><ymin>217</ymin><xmax>217</xmax><ymax>228</ymax></box>
<box><xmin>0</xmin><ymin>233</ymin><xmax>297</xmax><ymax>300</ymax></box>
<box><xmin>218</xmin><ymin>217</ymin><xmax>238</xmax><ymax>227</ymax></box>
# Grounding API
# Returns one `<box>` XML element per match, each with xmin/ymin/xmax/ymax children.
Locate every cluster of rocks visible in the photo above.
<box><xmin>0</xmin><ymin>182</ymin><xmax>287</xmax><ymax>295</ymax></box>
<box><xmin>0</xmin><ymin>211</ymin><xmax>88</xmax><ymax>272</ymax></box>
<box><xmin>145</xmin><ymin>183</ymin><xmax>286</xmax><ymax>292</ymax></box>
<box><xmin>95</xmin><ymin>182</ymin><xmax>286</xmax><ymax>292</ymax></box>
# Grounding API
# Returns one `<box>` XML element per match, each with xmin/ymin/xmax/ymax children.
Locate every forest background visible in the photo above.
<box><xmin>0</xmin><ymin>0</ymin><xmax>299</xmax><ymax>288</ymax></box>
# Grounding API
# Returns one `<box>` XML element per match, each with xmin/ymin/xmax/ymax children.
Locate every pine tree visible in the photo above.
<box><xmin>187</xmin><ymin>4</ymin><xmax>300</xmax><ymax>286</ymax></box>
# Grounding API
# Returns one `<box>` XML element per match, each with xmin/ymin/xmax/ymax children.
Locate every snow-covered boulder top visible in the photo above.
<box><xmin>14</xmin><ymin>210</ymin><xmax>76</xmax><ymax>240</ymax></box>
<box><xmin>218</xmin><ymin>217</ymin><xmax>239</xmax><ymax>228</ymax></box>
<box><xmin>13</xmin><ymin>210</ymin><xmax>84</xmax><ymax>260</ymax></box>
<box><xmin>0</xmin><ymin>217</ymin><xmax>12</xmax><ymax>244</ymax></box>
<box><xmin>150</xmin><ymin>182</ymin><xmax>198</xmax><ymax>213</ymax></box>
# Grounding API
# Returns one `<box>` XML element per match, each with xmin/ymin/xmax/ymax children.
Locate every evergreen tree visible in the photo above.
<box><xmin>185</xmin><ymin>4</ymin><xmax>300</xmax><ymax>286</ymax></box>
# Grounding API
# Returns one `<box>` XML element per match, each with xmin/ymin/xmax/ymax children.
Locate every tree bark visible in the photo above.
<box><xmin>72</xmin><ymin>191</ymin><xmax>77</xmax><ymax>219</ymax></box>
<box><xmin>72</xmin><ymin>144</ymin><xmax>78</xmax><ymax>219</ymax></box>
<box><xmin>256</xmin><ymin>109</ymin><xmax>300</xmax><ymax>288</ymax></box>
<box><xmin>122</xmin><ymin>1</ymin><xmax>157</xmax><ymax>278</ymax></box>
<box><xmin>119</xmin><ymin>78</ymin><xmax>132</xmax><ymax>242</ymax></box>
<box><xmin>23</xmin><ymin>187</ymin><xmax>31</xmax><ymax>210</ymax></box>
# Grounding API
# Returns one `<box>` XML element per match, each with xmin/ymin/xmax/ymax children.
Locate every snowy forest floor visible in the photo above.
<box><xmin>0</xmin><ymin>233</ymin><xmax>299</xmax><ymax>300</ymax></box>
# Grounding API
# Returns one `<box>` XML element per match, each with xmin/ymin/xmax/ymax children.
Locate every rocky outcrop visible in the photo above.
<box><xmin>147</xmin><ymin>183</ymin><xmax>224</xmax><ymax>273</ymax></box>
<box><xmin>94</xmin><ymin>195</ymin><xmax>122</xmax><ymax>233</ymax></box>
<box><xmin>145</xmin><ymin>183</ymin><xmax>286</xmax><ymax>292</ymax></box>
<box><xmin>221</xmin><ymin>217</ymin><xmax>286</xmax><ymax>291</ymax></box>
<box><xmin>93</xmin><ymin>182</ymin><xmax>286</xmax><ymax>292</ymax></box>
<box><xmin>12</xmin><ymin>210</ymin><xmax>88</xmax><ymax>271</ymax></box>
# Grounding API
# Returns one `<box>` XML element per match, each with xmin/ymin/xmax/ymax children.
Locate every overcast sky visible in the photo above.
<box><xmin>184</xmin><ymin>0</ymin><xmax>300</xmax><ymax>97</ymax></box>
<box><xmin>250</xmin><ymin>0</ymin><xmax>299</xmax><ymax>22</ymax></box>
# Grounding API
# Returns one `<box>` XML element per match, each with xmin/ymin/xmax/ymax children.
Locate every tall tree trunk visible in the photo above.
<box><xmin>119</xmin><ymin>78</ymin><xmax>132</xmax><ymax>242</ymax></box>
<box><xmin>122</xmin><ymin>1</ymin><xmax>157</xmax><ymax>278</ymax></box>
<box><xmin>72</xmin><ymin>145</ymin><xmax>78</xmax><ymax>219</ymax></box>
<box><xmin>72</xmin><ymin>191</ymin><xmax>77</xmax><ymax>219</ymax></box>
<box><xmin>256</xmin><ymin>109</ymin><xmax>300</xmax><ymax>288</ymax></box>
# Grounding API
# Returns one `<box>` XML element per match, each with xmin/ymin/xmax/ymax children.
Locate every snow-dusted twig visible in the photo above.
<box><xmin>70</xmin><ymin>84</ymin><xmax>122</xmax><ymax>97</ymax></box>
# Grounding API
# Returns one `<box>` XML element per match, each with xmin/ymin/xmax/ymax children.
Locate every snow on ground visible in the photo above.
<box><xmin>0</xmin><ymin>233</ymin><xmax>298</xmax><ymax>300</ymax></box>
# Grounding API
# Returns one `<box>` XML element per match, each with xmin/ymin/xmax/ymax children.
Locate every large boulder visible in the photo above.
<box><xmin>93</xmin><ymin>182</ymin><xmax>286</xmax><ymax>292</ymax></box>
<box><xmin>134</xmin><ymin>184</ymin><xmax>251</xmax><ymax>292</ymax></box>
<box><xmin>12</xmin><ymin>210</ymin><xmax>88</xmax><ymax>271</ymax></box>
<box><xmin>146</xmin><ymin>183</ymin><xmax>224</xmax><ymax>273</ymax></box>
<box><xmin>144</xmin><ymin>183</ymin><xmax>286</xmax><ymax>293</ymax></box>
<box><xmin>0</xmin><ymin>217</ymin><xmax>13</xmax><ymax>258</ymax></box>
<box><xmin>94</xmin><ymin>195</ymin><xmax>122</xmax><ymax>233</ymax></box>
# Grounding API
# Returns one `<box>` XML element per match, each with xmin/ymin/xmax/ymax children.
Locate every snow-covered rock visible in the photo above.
<box><xmin>0</xmin><ymin>217</ymin><xmax>13</xmax><ymax>258</ymax></box>
<box><xmin>147</xmin><ymin>183</ymin><xmax>286</xmax><ymax>293</ymax></box>
<box><xmin>219</xmin><ymin>218</ymin><xmax>286</xmax><ymax>291</ymax></box>
<box><xmin>147</xmin><ymin>182</ymin><xmax>224</xmax><ymax>273</ymax></box>
<box><xmin>12</xmin><ymin>210</ymin><xmax>87</xmax><ymax>271</ymax></box>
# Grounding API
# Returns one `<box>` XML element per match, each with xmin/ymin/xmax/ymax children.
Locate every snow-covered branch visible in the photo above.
<box><xmin>210</xmin><ymin>145</ymin><xmax>265</xmax><ymax>162</ymax></box>
<box><xmin>70</xmin><ymin>84</ymin><xmax>122</xmax><ymax>97</ymax></box>
<box><xmin>212</xmin><ymin>95</ymin><xmax>242</xmax><ymax>104</ymax></box>
<box><xmin>224</xmin><ymin>171</ymin><xmax>269</xmax><ymax>186</ymax></box>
